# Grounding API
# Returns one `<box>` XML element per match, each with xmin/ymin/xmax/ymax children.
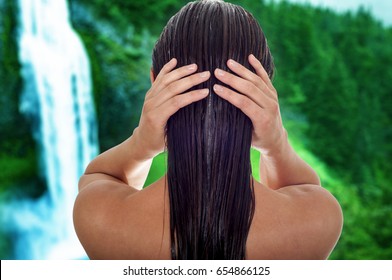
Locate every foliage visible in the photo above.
<box><xmin>70</xmin><ymin>1</ymin><xmax>157</xmax><ymax>150</ymax></box>
<box><xmin>72</xmin><ymin>0</ymin><xmax>189</xmax><ymax>34</ymax></box>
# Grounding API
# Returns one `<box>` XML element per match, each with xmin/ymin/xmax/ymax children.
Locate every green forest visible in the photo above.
<box><xmin>0</xmin><ymin>0</ymin><xmax>391</xmax><ymax>259</ymax></box>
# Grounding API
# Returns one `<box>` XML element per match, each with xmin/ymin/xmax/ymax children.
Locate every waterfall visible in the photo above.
<box><xmin>2</xmin><ymin>0</ymin><xmax>98</xmax><ymax>259</ymax></box>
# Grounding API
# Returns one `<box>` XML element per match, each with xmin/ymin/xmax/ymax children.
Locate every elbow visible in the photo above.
<box><xmin>313</xmin><ymin>170</ymin><xmax>322</xmax><ymax>186</ymax></box>
<box><xmin>306</xmin><ymin>163</ymin><xmax>321</xmax><ymax>186</ymax></box>
<box><xmin>78</xmin><ymin>159</ymin><xmax>97</xmax><ymax>192</ymax></box>
<box><xmin>78</xmin><ymin>174</ymin><xmax>90</xmax><ymax>192</ymax></box>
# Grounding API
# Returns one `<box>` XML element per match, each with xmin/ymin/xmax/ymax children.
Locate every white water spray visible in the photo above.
<box><xmin>3</xmin><ymin>0</ymin><xmax>98</xmax><ymax>259</ymax></box>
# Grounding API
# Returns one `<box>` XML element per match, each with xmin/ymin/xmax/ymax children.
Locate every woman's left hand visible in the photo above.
<box><xmin>133</xmin><ymin>58</ymin><xmax>211</xmax><ymax>160</ymax></box>
<box><xmin>213</xmin><ymin>54</ymin><xmax>287</xmax><ymax>155</ymax></box>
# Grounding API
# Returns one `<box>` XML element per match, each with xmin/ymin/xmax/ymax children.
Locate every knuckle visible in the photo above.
<box><xmin>232</xmin><ymin>79</ymin><xmax>241</xmax><ymax>89</ymax></box>
<box><xmin>249</xmin><ymin>74</ymin><xmax>261</xmax><ymax>85</ymax></box>
<box><xmin>245</xmin><ymin>82</ymin><xmax>255</xmax><ymax>93</ymax></box>
<box><xmin>146</xmin><ymin>88</ymin><xmax>153</xmax><ymax>96</ymax></box>
<box><xmin>166</xmin><ymin>83</ymin><xmax>176</xmax><ymax>94</ymax></box>
<box><xmin>270</xmin><ymin>102</ymin><xmax>279</xmax><ymax>114</ymax></box>
<box><xmin>144</xmin><ymin>112</ymin><xmax>155</xmax><ymax>125</ymax></box>
<box><xmin>174</xmin><ymin>68</ymin><xmax>186</xmax><ymax>78</ymax></box>
<box><xmin>142</xmin><ymin>101</ymin><xmax>152</xmax><ymax>113</ymax></box>
<box><xmin>238</xmin><ymin>96</ymin><xmax>250</xmax><ymax>109</ymax></box>
<box><xmin>260</xmin><ymin>83</ymin><xmax>268</xmax><ymax>92</ymax></box>
<box><xmin>189</xmin><ymin>90</ymin><xmax>198</xmax><ymax>98</ymax></box>
<box><xmin>170</xmin><ymin>97</ymin><xmax>181</xmax><ymax>109</ymax></box>
<box><xmin>191</xmin><ymin>74</ymin><xmax>203</xmax><ymax>86</ymax></box>
<box><xmin>160</xmin><ymin>76</ymin><xmax>169</xmax><ymax>87</ymax></box>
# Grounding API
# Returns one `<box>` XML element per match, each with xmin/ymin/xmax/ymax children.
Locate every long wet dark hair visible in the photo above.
<box><xmin>152</xmin><ymin>0</ymin><xmax>274</xmax><ymax>259</ymax></box>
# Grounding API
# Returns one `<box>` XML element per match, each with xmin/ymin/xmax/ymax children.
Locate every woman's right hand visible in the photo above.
<box><xmin>133</xmin><ymin>58</ymin><xmax>211</xmax><ymax>160</ymax></box>
<box><xmin>213</xmin><ymin>55</ymin><xmax>322</xmax><ymax>189</ymax></box>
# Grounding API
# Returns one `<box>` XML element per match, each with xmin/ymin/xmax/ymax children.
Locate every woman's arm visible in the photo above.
<box><xmin>78</xmin><ymin>58</ymin><xmax>211</xmax><ymax>192</ymax></box>
<box><xmin>258</xmin><ymin>134</ymin><xmax>321</xmax><ymax>189</ymax></box>
<box><xmin>79</xmin><ymin>130</ymin><xmax>153</xmax><ymax>191</ymax></box>
<box><xmin>214</xmin><ymin>54</ymin><xmax>320</xmax><ymax>190</ymax></box>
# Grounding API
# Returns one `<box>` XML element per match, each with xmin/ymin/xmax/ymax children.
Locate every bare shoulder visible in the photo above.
<box><xmin>248</xmin><ymin>183</ymin><xmax>343</xmax><ymax>260</ymax></box>
<box><xmin>73</xmin><ymin>175</ymin><xmax>170</xmax><ymax>259</ymax></box>
<box><xmin>277</xmin><ymin>184</ymin><xmax>343</xmax><ymax>259</ymax></box>
<box><xmin>277</xmin><ymin>184</ymin><xmax>343</xmax><ymax>224</ymax></box>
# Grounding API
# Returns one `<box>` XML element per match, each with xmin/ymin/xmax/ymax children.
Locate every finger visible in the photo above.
<box><xmin>213</xmin><ymin>84</ymin><xmax>264</xmax><ymax>123</ymax></box>
<box><xmin>146</xmin><ymin>58</ymin><xmax>179</xmax><ymax>99</ymax></box>
<box><xmin>214</xmin><ymin>68</ymin><xmax>272</xmax><ymax>108</ymax></box>
<box><xmin>248</xmin><ymin>54</ymin><xmax>274</xmax><ymax>90</ymax></box>
<box><xmin>153</xmin><ymin>63</ymin><xmax>198</xmax><ymax>95</ymax></box>
<box><xmin>159</xmin><ymin>88</ymin><xmax>210</xmax><ymax>121</ymax></box>
<box><xmin>149</xmin><ymin>60</ymin><xmax>198</xmax><ymax>98</ymax></box>
<box><xmin>154</xmin><ymin>71</ymin><xmax>210</xmax><ymax>107</ymax></box>
<box><xmin>157</xmin><ymin>58</ymin><xmax>178</xmax><ymax>76</ymax></box>
<box><xmin>227</xmin><ymin>58</ymin><xmax>277</xmax><ymax>101</ymax></box>
<box><xmin>164</xmin><ymin>70</ymin><xmax>210</xmax><ymax>96</ymax></box>
<box><xmin>227</xmin><ymin>59</ymin><xmax>266</xmax><ymax>90</ymax></box>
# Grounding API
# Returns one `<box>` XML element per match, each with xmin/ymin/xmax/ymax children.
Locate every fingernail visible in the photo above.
<box><xmin>215</xmin><ymin>69</ymin><xmax>225</xmax><ymax>77</ymax></box>
<box><xmin>188</xmin><ymin>64</ymin><xmax>197</xmax><ymax>71</ymax></box>
<box><xmin>249</xmin><ymin>54</ymin><xmax>256</xmax><ymax>60</ymax></box>
<box><xmin>213</xmin><ymin>84</ymin><xmax>223</xmax><ymax>93</ymax></box>
<box><xmin>199</xmin><ymin>71</ymin><xmax>210</xmax><ymax>78</ymax></box>
<box><xmin>228</xmin><ymin>59</ymin><xmax>237</xmax><ymax>67</ymax></box>
<box><xmin>201</xmin><ymin>89</ymin><xmax>209</xmax><ymax>94</ymax></box>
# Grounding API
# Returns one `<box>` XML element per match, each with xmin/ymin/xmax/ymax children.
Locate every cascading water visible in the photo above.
<box><xmin>2</xmin><ymin>0</ymin><xmax>98</xmax><ymax>259</ymax></box>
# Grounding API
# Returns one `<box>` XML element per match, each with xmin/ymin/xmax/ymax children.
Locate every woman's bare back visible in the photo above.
<box><xmin>74</xmin><ymin>175</ymin><xmax>342</xmax><ymax>260</ymax></box>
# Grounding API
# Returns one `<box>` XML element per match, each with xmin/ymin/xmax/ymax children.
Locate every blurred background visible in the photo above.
<box><xmin>0</xmin><ymin>0</ymin><xmax>391</xmax><ymax>259</ymax></box>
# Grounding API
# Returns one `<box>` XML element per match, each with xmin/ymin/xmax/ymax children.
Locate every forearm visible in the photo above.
<box><xmin>259</xmin><ymin>131</ymin><xmax>321</xmax><ymax>190</ymax></box>
<box><xmin>80</xmin><ymin>128</ymin><xmax>153</xmax><ymax>191</ymax></box>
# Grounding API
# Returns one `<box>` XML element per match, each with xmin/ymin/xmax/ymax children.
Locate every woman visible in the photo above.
<box><xmin>73</xmin><ymin>0</ymin><xmax>343</xmax><ymax>260</ymax></box>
